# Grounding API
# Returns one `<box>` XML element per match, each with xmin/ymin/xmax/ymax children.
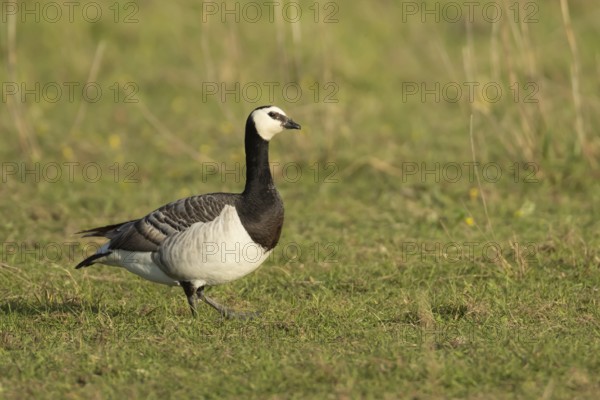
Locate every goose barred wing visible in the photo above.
<box><xmin>83</xmin><ymin>193</ymin><xmax>238</xmax><ymax>252</ymax></box>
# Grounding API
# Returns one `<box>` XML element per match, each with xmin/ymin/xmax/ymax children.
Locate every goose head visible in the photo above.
<box><xmin>250</xmin><ymin>105</ymin><xmax>301</xmax><ymax>141</ymax></box>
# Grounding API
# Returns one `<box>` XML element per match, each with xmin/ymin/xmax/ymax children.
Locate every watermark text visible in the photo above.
<box><xmin>202</xmin><ymin>81</ymin><xmax>339</xmax><ymax>104</ymax></box>
<box><xmin>200</xmin><ymin>1</ymin><xmax>339</xmax><ymax>23</ymax></box>
<box><xmin>2</xmin><ymin>81</ymin><xmax>139</xmax><ymax>104</ymax></box>
<box><xmin>400</xmin><ymin>1</ymin><xmax>539</xmax><ymax>24</ymax></box>
<box><xmin>1</xmin><ymin>1</ymin><xmax>140</xmax><ymax>23</ymax></box>
<box><xmin>1</xmin><ymin>162</ymin><xmax>139</xmax><ymax>184</ymax></box>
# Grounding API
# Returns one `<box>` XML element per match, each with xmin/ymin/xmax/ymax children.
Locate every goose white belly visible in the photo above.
<box><xmin>99</xmin><ymin>244</ymin><xmax>178</xmax><ymax>286</ymax></box>
<box><xmin>154</xmin><ymin>205</ymin><xmax>271</xmax><ymax>286</ymax></box>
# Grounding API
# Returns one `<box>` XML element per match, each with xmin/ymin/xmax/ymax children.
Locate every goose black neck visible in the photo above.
<box><xmin>243</xmin><ymin>118</ymin><xmax>273</xmax><ymax>195</ymax></box>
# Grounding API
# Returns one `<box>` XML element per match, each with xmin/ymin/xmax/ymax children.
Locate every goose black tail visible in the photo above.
<box><xmin>75</xmin><ymin>252</ymin><xmax>111</xmax><ymax>269</ymax></box>
<box><xmin>76</xmin><ymin>220</ymin><xmax>135</xmax><ymax>238</ymax></box>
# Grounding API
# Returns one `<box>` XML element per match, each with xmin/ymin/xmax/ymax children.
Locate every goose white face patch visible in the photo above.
<box><xmin>251</xmin><ymin>106</ymin><xmax>287</xmax><ymax>141</ymax></box>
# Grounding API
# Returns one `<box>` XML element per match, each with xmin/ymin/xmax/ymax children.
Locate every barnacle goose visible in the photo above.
<box><xmin>76</xmin><ymin>105</ymin><xmax>301</xmax><ymax>318</ymax></box>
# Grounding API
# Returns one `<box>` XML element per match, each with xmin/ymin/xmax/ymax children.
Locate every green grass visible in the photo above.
<box><xmin>2</xmin><ymin>1</ymin><xmax>600</xmax><ymax>398</ymax></box>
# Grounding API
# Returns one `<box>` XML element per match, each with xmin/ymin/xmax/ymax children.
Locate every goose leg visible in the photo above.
<box><xmin>196</xmin><ymin>286</ymin><xmax>259</xmax><ymax>320</ymax></box>
<box><xmin>180</xmin><ymin>281</ymin><xmax>198</xmax><ymax>317</ymax></box>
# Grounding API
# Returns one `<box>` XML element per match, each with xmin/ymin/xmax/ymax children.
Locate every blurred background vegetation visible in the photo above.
<box><xmin>0</xmin><ymin>0</ymin><xmax>596</xmax><ymax>227</ymax></box>
<box><xmin>1</xmin><ymin>0</ymin><xmax>598</xmax><ymax>257</ymax></box>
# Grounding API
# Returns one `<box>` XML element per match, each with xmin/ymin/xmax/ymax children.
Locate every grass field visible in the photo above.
<box><xmin>1</xmin><ymin>0</ymin><xmax>600</xmax><ymax>398</ymax></box>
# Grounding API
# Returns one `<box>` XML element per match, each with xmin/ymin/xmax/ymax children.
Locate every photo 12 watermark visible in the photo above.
<box><xmin>400</xmin><ymin>1</ymin><xmax>539</xmax><ymax>24</ymax></box>
<box><xmin>396</xmin><ymin>322</ymin><xmax>538</xmax><ymax>345</ymax></box>
<box><xmin>2</xmin><ymin>81</ymin><xmax>139</xmax><ymax>104</ymax></box>
<box><xmin>399</xmin><ymin>162</ymin><xmax>540</xmax><ymax>184</ymax></box>
<box><xmin>200</xmin><ymin>1</ymin><xmax>339</xmax><ymax>23</ymax></box>
<box><xmin>400</xmin><ymin>241</ymin><xmax>538</xmax><ymax>264</ymax></box>
<box><xmin>201</xmin><ymin>161</ymin><xmax>339</xmax><ymax>184</ymax></box>
<box><xmin>197</xmin><ymin>241</ymin><xmax>338</xmax><ymax>264</ymax></box>
<box><xmin>2</xmin><ymin>1</ymin><xmax>140</xmax><ymax>24</ymax></box>
<box><xmin>201</xmin><ymin>81</ymin><xmax>339</xmax><ymax>104</ymax></box>
<box><xmin>1</xmin><ymin>162</ymin><xmax>140</xmax><ymax>184</ymax></box>
<box><xmin>402</xmin><ymin>81</ymin><xmax>539</xmax><ymax>104</ymax></box>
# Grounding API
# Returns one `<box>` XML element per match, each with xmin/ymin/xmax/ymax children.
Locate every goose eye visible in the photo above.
<box><xmin>268</xmin><ymin>112</ymin><xmax>277</xmax><ymax>118</ymax></box>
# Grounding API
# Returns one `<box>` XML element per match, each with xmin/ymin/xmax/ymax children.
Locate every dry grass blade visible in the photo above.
<box><xmin>560</xmin><ymin>0</ymin><xmax>594</xmax><ymax>166</ymax></box>
<box><xmin>6</xmin><ymin>0</ymin><xmax>40</xmax><ymax>160</ymax></box>
<box><xmin>469</xmin><ymin>114</ymin><xmax>494</xmax><ymax>238</ymax></box>
<box><xmin>69</xmin><ymin>40</ymin><xmax>107</xmax><ymax>136</ymax></box>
